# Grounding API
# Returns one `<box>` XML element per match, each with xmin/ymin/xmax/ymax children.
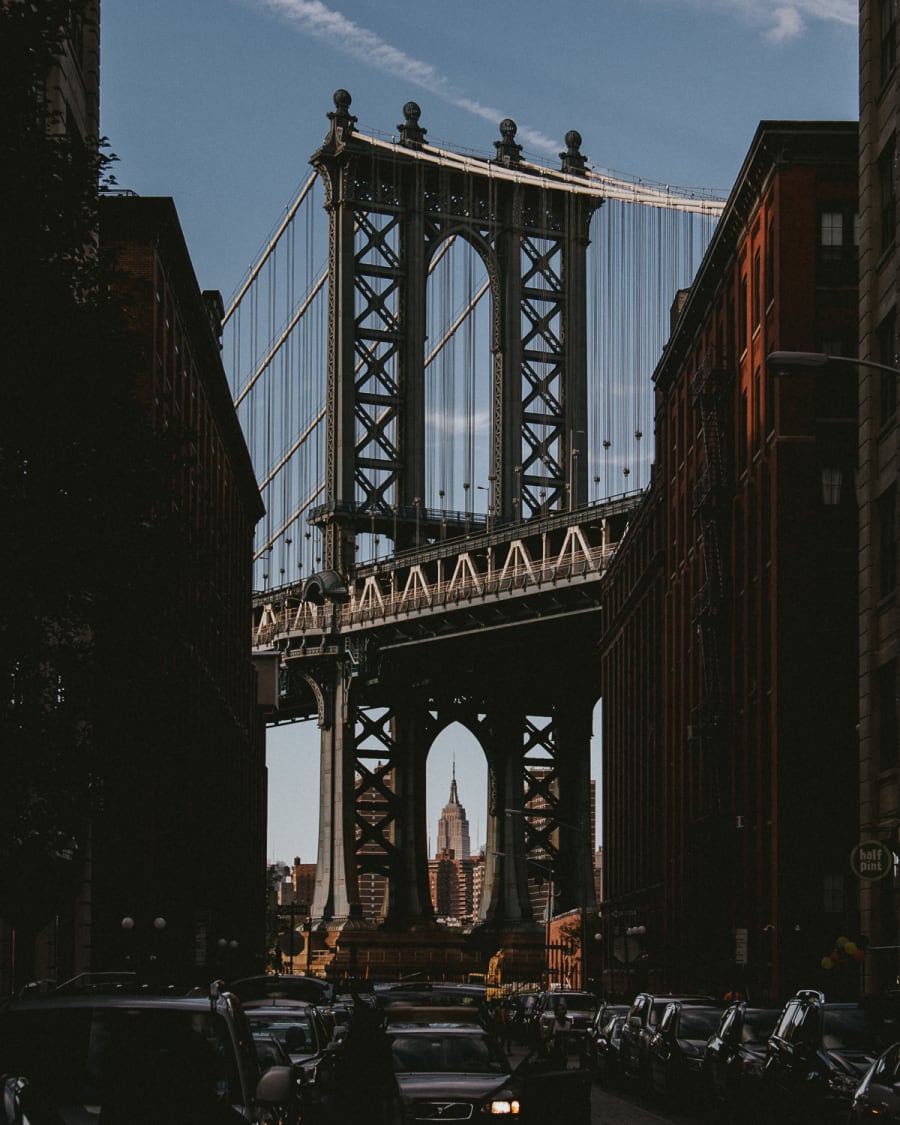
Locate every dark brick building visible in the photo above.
<box><xmin>87</xmin><ymin>196</ymin><xmax>267</xmax><ymax>982</ymax></box>
<box><xmin>600</xmin><ymin>121</ymin><xmax>860</xmax><ymax>1002</ymax></box>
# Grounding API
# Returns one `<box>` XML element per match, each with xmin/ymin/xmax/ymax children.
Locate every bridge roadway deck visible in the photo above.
<box><xmin>253</xmin><ymin>493</ymin><xmax>643</xmax><ymax>721</ymax></box>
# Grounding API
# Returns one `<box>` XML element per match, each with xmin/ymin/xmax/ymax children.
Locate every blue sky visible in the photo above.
<box><xmin>100</xmin><ymin>0</ymin><xmax>858</xmax><ymax>866</ymax></box>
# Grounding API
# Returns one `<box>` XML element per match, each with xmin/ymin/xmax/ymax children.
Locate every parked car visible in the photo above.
<box><xmin>229</xmin><ymin>973</ymin><xmax>333</xmax><ymax>1006</ymax></box>
<box><xmin>0</xmin><ymin>984</ymin><xmax>295</xmax><ymax>1124</ymax></box>
<box><xmin>536</xmin><ymin>990</ymin><xmax>598</xmax><ymax>1043</ymax></box>
<box><xmin>648</xmin><ymin>1000</ymin><xmax>723</xmax><ymax>1105</ymax></box>
<box><xmin>503</xmin><ymin>990</ymin><xmax>542</xmax><ymax>1044</ymax></box>
<box><xmin>765</xmin><ymin>988</ymin><xmax>885</xmax><ymax>1123</ymax></box>
<box><xmin>619</xmin><ymin>991</ymin><xmax>716</xmax><ymax>1083</ymax></box>
<box><xmin>702</xmin><ymin>1001</ymin><xmax>779</xmax><ymax>1123</ymax></box>
<box><xmin>244</xmin><ymin>1001</ymin><xmax>332</xmax><ymax>1086</ymax></box>
<box><xmin>588</xmin><ymin>1005</ymin><xmax>629</xmax><ymax>1085</ymax></box>
<box><xmin>851</xmin><ymin>1039</ymin><xmax>900</xmax><ymax>1122</ymax></box>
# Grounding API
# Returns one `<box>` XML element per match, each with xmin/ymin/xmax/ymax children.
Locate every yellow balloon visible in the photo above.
<box><xmin>821</xmin><ymin>956</ymin><xmax>834</xmax><ymax>970</ymax></box>
<box><xmin>844</xmin><ymin>941</ymin><xmax>857</xmax><ymax>956</ymax></box>
<box><xmin>836</xmin><ymin>936</ymin><xmax>848</xmax><ymax>949</ymax></box>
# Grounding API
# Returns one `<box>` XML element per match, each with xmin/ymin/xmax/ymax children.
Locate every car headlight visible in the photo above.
<box><xmin>485</xmin><ymin>1097</ymin><xmax>521</xmax><ymax>1114</ymax></box>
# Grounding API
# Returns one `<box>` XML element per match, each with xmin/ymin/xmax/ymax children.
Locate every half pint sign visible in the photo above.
<box><xmin>851</xmin><ymin>839</ymin><xmax>895</xmax><ymax>880</ymax></box>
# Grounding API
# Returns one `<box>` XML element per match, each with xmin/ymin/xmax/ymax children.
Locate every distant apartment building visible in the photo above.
<box><xmin>280</xmin><ymin>858</ymin><xmax>316</xmax><ymax>914</ymax></box>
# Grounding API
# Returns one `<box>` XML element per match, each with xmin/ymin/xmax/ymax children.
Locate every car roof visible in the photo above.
<box><xmin>648</xmin><ymin>994</ymin><xmax>715</xmax><ymax>1005</ymax></box>
<box><xmin>245</xmin><ymin>1005</ymin><xmax>316</xmax><ymax>1017</ymax></box>
<box><xmin>386</xmin><ymin>1023</ymin><xmax>492</xmax><ymax>1036</ymax></box>
<box><xmin>228</xmin><ymin>974</ymin><xmax>331</xmax><ymax>1003</ymax></box>
<box><xmin>242</xmin><ymin>997</ymin><xmax>314</xmax><ymax>1009</ymax></box>
<box><xmin>4</xmin><ymin>992</ymin><xmax>229</xmax><ymax>1013</ymax></box>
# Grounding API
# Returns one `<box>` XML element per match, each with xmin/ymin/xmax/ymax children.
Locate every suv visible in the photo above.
<box><xmin>765</xmin><ymin>988</ymin><xmax>885</xmax><ymax>1123</ymax></box>
<box><xmin>619</xmin><ymin>992</ymin><xmax>715</xmax><ymax>1083</ymax></box>
<box><xmin>535</xmin><ymin>990</ymin><xmax>598</xmax><ymax>1060</ymax></box>
<box><xmin>0</xmin><ymin>982</ymin><xmax>296</xmax><ymax>1124</ymax></box>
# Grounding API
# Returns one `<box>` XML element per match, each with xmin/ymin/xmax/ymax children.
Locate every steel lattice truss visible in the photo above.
<box><xmin>225</xmin><ymin>93</ymin><xmax>725</xmax><ymax>938</ymax></box>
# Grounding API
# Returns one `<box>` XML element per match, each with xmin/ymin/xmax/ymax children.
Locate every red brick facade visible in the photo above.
<box><xmin>600</xmin><ymin>122</ymin><xmax>859</xmax><ymax>1002</ymax></box>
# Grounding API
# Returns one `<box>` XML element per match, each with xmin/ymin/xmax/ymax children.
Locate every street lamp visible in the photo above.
<box><xmin>120</xmin><ymin>915</ymin><xmax>167</xmax><ymax>979</ymax></box>
<box><xmin>766</xmin><ymin>350</ymin><xmax>900</xmax><ymax>378</ymax></box>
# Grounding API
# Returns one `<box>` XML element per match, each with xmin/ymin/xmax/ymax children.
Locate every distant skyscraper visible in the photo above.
<box><xmin>436</xmin><ymin>762</ymin><xmax>471</xmax><ymax>861</ymax></box>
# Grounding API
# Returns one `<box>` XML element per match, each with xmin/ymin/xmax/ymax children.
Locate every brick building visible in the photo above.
<box><xmin>87</xmin><ymin>195</ymin><xmax>267</xmax><ymax>981</ymax></box>
<box><xmin>600</xmin><ymin>121</ymin><xmax>860</xmax><ymax>1001</ymax></box>
<box><xmin>858</xmin><ymin>0</ymin><xmax>900</xmax><ymax>993</ymax></box>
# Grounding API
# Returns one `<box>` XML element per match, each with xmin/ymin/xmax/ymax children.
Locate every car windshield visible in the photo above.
<box><xmin>247</xmin><ymin>1011</ymin><xmax>317</xmax><ymax>1054</ymax></box>
<box><xmin>822</xmin><ymin>1008</ymin><xmax>881</xmax><ymax>1052</ymax></box>
<box><xmin>0</xmin><ymin>1006</ymin><xmax>239</xmax><ymax>1113</ymax></box>
<box><xmin>553</xmin><ymin>993</ymin><xmax>594</xmax><ymax>1009</ymax></box>
<box><xmin>742</xmin><ymin>1011</ymin><xmax>778</xmax><ymax>1045</ymax></box>
<box><xmin>676</xmin><ymin>1009</ymin><xmax>721</xmax><ymax>1039</ymax></box>
<box><xmin>389</xmin><ymin>1032</ymin><xmax>508</xmax><ymax>1074</ymax></box>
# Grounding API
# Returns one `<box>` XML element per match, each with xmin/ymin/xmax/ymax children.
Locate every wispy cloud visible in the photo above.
<box><xmin>253</xmin><ymin>0</ymin><xmax>562</xmax><ymax>155</ymax></box>
<box><xmin>695</xmin><ymin>0</ymin><xmax>856</xmax><ymax>43</ymax></box>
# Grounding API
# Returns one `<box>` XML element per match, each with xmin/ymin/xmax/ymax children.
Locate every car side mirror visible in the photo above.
<box><xmin>256</xmin><ymin>1064</ymin><xmax>293</xmax><ymax>1104</ymax></box>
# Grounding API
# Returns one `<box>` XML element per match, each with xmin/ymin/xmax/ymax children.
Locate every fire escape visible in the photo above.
<box><xmin>690</xmin><ymin>347</ymin><xmax>732</xmax><ymax>747</ymax></box>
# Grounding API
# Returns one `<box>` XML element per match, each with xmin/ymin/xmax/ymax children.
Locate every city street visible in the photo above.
<box><xmin>590</xmin><ymin>1081</ymin><xmax>699</xmax><ymax>1124</ymax></box>
<box><xmin>505</xmin><ymin>1043</ymin><xmax>698</xmax><ymax>1124</ymax></box>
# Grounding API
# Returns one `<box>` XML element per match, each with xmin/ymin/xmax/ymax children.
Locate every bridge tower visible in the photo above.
<box><xmin>296</xmin><ymin>92</ymin><xmax>604</xmax><ymax>961</ymax></box>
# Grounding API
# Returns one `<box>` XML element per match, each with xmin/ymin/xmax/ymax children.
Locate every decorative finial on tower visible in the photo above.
<box><xmin>322</xmin><ymin>88</ymin><xmax>357</xmax><ymax>151</ymax></box>
<box><xmin>560</xmin><ymin>130</ymin><xmax>588</xmax><ymax>176</ymax></box>
<box><xmin>494</xmin><ymin>118</ymin><xmax>522</xmax><ymax>166</ymax></box>
<box><xmin>398</xmin><ymin>101</ymin><xmax>427</xmax><ymax>149</ymax></box>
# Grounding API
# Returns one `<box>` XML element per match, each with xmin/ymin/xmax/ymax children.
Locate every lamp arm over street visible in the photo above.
<box><xmin>766</xmin><ymin>350</ymin><xmax>900</xmax><ymax>377</ymax></box>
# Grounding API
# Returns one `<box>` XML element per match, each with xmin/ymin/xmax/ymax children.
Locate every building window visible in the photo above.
<box><xmin>823</xmin><ymin>873</ymin><xmax>844</xmax><ymax>913</ymax></box>
<box><xmin>879</xmin><ymin>309</ymin><xmax>898</xmax><ymax>423</ymax></box>
<box><xmin>880</xmin><ymin>138</ymin><xmax>897</xmax><ymax>254</ymax></box>
<box><xmin>820</xmin><ymin>211</ymin><xmax>844</xmax><ymax>259</ymax></box>
<box><xmin>879</xmin><ymin>661</ymin><xmax>898</xmax><ymax>771</ymax></box>
<box><xmin>882</xmin><ymin>0</ymin><xmax>897</xmax><ymax>85</ymax></box>
<box><xmin>752</xmin><ymin>249</ymin><xmax>761</xmax><ymax>327</ymax></box>
<box><xmin>739</xmin><ymin>275</ymin><xmax>748</xmax><ymax>354</ymax></box>
<box><xmin>765</xmin><ymin>219</ymin><xmax>775</xmax><ymax>305</ymax></box>
<box><xmin>879</xmin><ymin>484</ymin><xmax>897</xmax><ymax>598</ymax></box>
<box><xmin>819</xmin><ymin>210</ymin><xmax>859</xmax><ymax>265</ymax></box>
<box><xmin>754</xmin><ymin>367</ymin><xmax>762</xmax><ymax>446</ymax></box>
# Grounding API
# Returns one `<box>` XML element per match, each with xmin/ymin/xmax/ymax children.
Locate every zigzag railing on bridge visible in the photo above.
<box><xmin>253</xmin><ymin>492</ymin><xmax>642</xmax><ymax>649</ymax></box>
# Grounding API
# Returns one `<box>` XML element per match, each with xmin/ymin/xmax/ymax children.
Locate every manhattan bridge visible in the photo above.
<box><xmin>225</xmin><ymin>91</ymin><xmax>725</xmax><ymax>975</ymax></box>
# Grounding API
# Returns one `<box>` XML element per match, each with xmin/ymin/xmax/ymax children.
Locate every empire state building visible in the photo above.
<box><xmin>436</xmin><ymin>764</ymin><xmax>471</xmax><ymax>860</ymax></box>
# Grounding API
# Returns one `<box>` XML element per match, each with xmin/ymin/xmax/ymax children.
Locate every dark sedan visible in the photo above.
<box><xmin>386</xmin><ymin>1022</ymin><xmax>590</xmax><ymax>1124</ymax></box>
<box><xmin>765</xmin><ymin>990</ymin><xmax>884</xmax><ymax>1123</ymax></box>
<box><xmin>702</xmin><ymin>1001</ymin><xmax>779</xmax><ymax>1123</ymax></box>
<box><xmin>851</xmin><ymin>1040</ymin><xmax>900</xmax><ymax>1122</ymax></box>
<box><xmin>648</xmin><ymin>1000</ymin><xmax>723</xmax><ymax>1106</ymax></box>
<box><xmin>387</xmin><ymin>1025</ymin><xmax>523</xmax><ymax>1122</ymax></box>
